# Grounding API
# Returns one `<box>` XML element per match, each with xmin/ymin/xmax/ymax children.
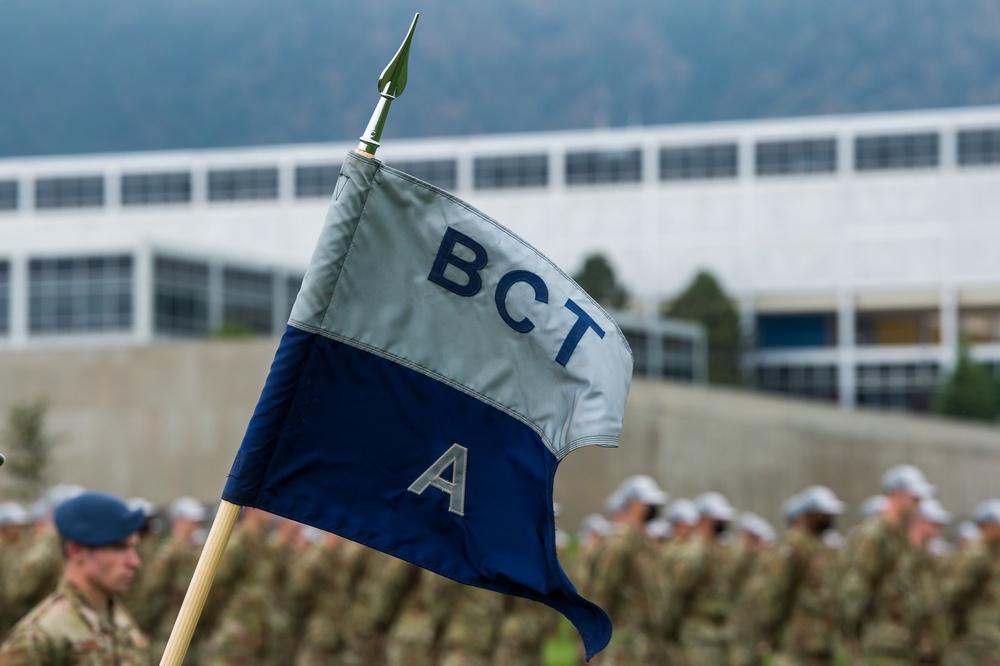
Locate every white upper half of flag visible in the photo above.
<box><xmin>291</xmin><ymin>152</ymin><xmax>633</xmax><ymax>459</ymax></box>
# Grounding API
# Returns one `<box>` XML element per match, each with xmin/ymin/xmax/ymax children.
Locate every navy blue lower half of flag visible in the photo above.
<box><xmin>222</xmin><ymin>324</ymin><xmax>611</xmax><ymax>658</ymax></box>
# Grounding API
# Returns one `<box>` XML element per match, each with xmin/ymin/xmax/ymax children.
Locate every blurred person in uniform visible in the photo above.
<box><xmin>385</xmin><ymin>568</ymin><xmax>465</xmax><ymax>666</ymax></box>
<box><xmin>944</xmin><ymin>498</ymin><xmax>1000</xmax><ymax>665</ymax></box>
<box><xmin>140</xmin><ymin>496</ymin><xmax>206</xmax><ymax>662</ymax></box>
<box><xmin>583</xmin><ymin>474</ymin><xmax>667</xmax><ymax>665</ymax></box>
<box><xmin>646</xmin><ymin>517</ymin><xmax>672</xmax><ymax>543</ymax></box>
<box><xmin>732</xmin><ymin>486</ymin><xmax>845</xmax><ymax>666</ymax></box>
<box><xmin>567</xmin><ymin>513</ymin><xmax>611</xmax><ymax>587</ymax></box>
<box><xmin>118</xmin><ymin>497</ymin><xmax>158</xmax><ymax>633</ymax></box>
<box><xmin>1</xmin><ymin>502</ymin><xmax>33</xmax><ymax>634</ymax></box>
<box><xmin>729</xmin><ymin>511</ymin><xmax>774</xmax><ymax>604</ymax></box>
<box><xmin>295</xmin><ymin>538</ymin><xmax>373</xmax><ymax>665</ymax></box>
<box><xmin>492</xmin><ymin>595</ymin><xmax>558</xmax><ymax>666</ymax></box>
<box><xmin>0</xmin><ymin>491</ymin><xmax>149</xmax><ymax>665</ymax></box>
<box><xmin>4</xmin><ymin>485</ymin><xmax>86</xmax><ymax>637</ymax></box>
<box><xmin>657</xmin><ymin>498</ymin><xmax>700</xmax><ymax>661</ymax></box>
<box><xmin>908</xmin><ymin>498</ymin><xmax>952</xmax><ymax>665</ymax></box>
<box><xmin>438</xmin><ymin>584</ymin><xmax>505</xmax><ymax>666</ymax></box>
<box><xmin>953</xmin><ymin>521</ymin><xmax>980</xmax><ymax>550</ymax></box>
<box><xmin>841</xmin><ymin>464</ymin><xmax>933</xmax><ymax>664</ymax></box>
<box><xmin>664</xmin><ymin>491</ymin><xmax>737</xmax><ymax>666</ymax></box>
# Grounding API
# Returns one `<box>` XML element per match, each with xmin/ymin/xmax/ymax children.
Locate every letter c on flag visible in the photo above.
<box><xmin>495</xmin><ymin>270</ymin><xmax>549</xmax><ymax>333</ymax></box>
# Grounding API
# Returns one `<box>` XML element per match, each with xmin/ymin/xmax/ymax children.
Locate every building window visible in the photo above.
<box><xmin>28</xmin><ymin>255</ymin><xmax>132</xmax><ymax>334</ymax></box>
<box><xmin>389</xmin><ymin>159</ymin><xmax>458</xmax><ymax>190</ymax></box>
<box><xmin>0</xmin><ymin>261</ymin><xmax>8</xmax><ymax>334</ymax></box>
<box><xmin>153</xmin><ymin>256</ymin><xmax>210</xmax><ymax>336</ymax></box>
<box><xmin>958</xmin><ymin>129</ymin><xmax>1000</xmax><ymax>166</ymax></box>
<box><xmin>122</xmin><ymin>172</ymin><xmax>191</xmax><ymax>206</ymax></box>
<box><xmin>661</xmin><ymin>335</ymin><xmax>696</xmax><ymax>381</ymax></box>
<box><xmin>855</xmin><ymin>133</ymin><xmax>939</xmax><ymax>171</ymax></box>
<box><xmin>755</xmin><ymin>138</ymin><xmax>837</xmax><ymax>176</ymax></box>
<box><xmin>222</xmin><ymin>267</ymin><xmax>273</xmax><ymax>335</ymax></box>
<box><xmin>856</xmin><ymin>362</ymin><xmax>939</xmax><ymax>412</ymax></box>
<box><xmin>756</xmin><ymin>313</ymin><xmax>837</xmax><ymax>349</ymax></box>
<box><xmin>0</xmin><ymin>180</ymin><xmax>17</xmax><ymax>211</ymax></box>
<box><xmin>473</xmin><ymin>154</ymin><xmax>548</xmax><ymax>190</ymax></box>
<box><xmin>755</xmin><ymin>364</ymin><xmax>838</xmax><ymax>401</ymax></box>
<box><xmin>856</xmin><ymin>309</ymin><xmax>939</xmax><ymax>346</ymax></box>
<box><xmin>208</xmin><ymin>168</ymin><xmax>278</xmax><ymax>202</ymax></box>
<box><xmin>660</xmin><ymin>143</ymin><xmax>738</xmax><ymax>181</ymax></box>
<box><xmin>281</xmin><ymin>274</ymin><xmax>304</xmax><ymax>324</ymax></box>
<box><xmin>295</xmin><ymin>165</ymin><xmax>341</xmax><ymax>198</ymax></box>
<box><xmin>565</xmin><ymin>149</ymin><xmax>641</xmax><ymax>185</ymax></box>
<box><xmin>958</xmin><ymin>306</ymin><xmax>1000</xmax><ymax>343</ymax></box>
<box><xmin>622</xmin><ymin>325</ymin><xmax>698</xmax><ymax>381</ymax></box>
<box><xmin>35</xmin><ymin>176</ymin><xmax>104</xmax><ymax>209</ymax></box>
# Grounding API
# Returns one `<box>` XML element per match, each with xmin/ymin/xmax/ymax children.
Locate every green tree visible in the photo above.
<box><xmin>3</xmin><ymin>399</ymin><xmax>59</xmax><ymax>499</ymax></box>
<box><xmin>572</xmin><ymin>253</ymin><xmax>628</xmax><ymax>309</ymax></box>
<box><xmin>665</xmin><ymin>270</ymin><xmax>742</xmax><ymax>385</ymax></box>
<box><xmin>211</xmin><ymin>320</ymin><xmax>256</xmax><ymax>339</ymax></box>
<box><xmin>932</xmin><ymin>346</ymin><xmax>1000</xmax><ymax>422</ymax></box>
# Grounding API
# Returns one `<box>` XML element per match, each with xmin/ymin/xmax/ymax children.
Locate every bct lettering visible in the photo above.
<box><xmin>427</xmin><ymin>226</ymin><xmax>605</xmax><ymax>367</ymax></box>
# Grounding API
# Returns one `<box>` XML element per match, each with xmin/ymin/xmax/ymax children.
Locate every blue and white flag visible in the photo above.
<box><xmin>222</xmin><ymin>151</ymin><xmax>633</xmax><ymax>659</ymax></box>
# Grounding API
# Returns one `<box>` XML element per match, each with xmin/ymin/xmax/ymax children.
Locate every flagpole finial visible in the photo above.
<box><xmin>357</xmin><ymin>13</ymin><xmax>419</xmax><ymax>157</ymax></box>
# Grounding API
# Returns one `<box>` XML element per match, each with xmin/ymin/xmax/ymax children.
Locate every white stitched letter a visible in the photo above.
<box><xmin>408</xmin><ymin>443</ymin><xmax>468</xmax><ymax>516</ymax></box>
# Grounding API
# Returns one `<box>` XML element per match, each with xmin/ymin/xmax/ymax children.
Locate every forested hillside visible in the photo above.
<box><xmin>2</xmin><ymin>0</ymin><xmax>1000</xmax><ymax>156</ymax></box>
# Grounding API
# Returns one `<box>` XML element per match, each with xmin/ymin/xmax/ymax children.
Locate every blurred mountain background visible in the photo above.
<box><xmin>3</xmin><ymin>0</ymin><xmax>1000</xmax><ymax>157</ymax></box>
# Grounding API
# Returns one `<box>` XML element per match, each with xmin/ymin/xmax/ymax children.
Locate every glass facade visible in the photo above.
<box><xmin>122</xmin><ymin>172</ymin><xmax>191</xmax><ymax>206</ymax></box>
<box><xmin>660</xmin><ymin>143</ymin><xmax>738</xmax><ymax>181</ymax></box>
<box><xmin>756</xmin><ymin>138</ymin><xmax>837</xmax><ymax>176</ymax></box>
<box><xmin>295</xmin><ymin>164</ymin><xmax>341</xmax><ymax>198</ymax></box>
<box><xmin>389</xmin><ymin>159</ymin><xmax>458</xmax><ymax>190</ymax></box>
<box><xmin>565</xmin><ymin>149</ymin><xmax>642</xmax><ymax>185</ymax></box>
<box><xmin>0</xmin><ymin>180</ymin><xmax>17</xmax><ymax>211</ymax></box>
<box><xmin>222</xmin><ymin>267</ymin><xmax>273</xmax><ymax>334</ymax></box>
<box><xmin>855</xmin><ymin>133</ymin><xmax>939</xmax><ymax>171</ymax></box>
<box><xmin>28</xmin><ymin>255</ymin><xmax>132</xmax><ymax>334</ymax></box>
<box><xmin>856</xmin><ymin>362</ymin><xmax>939</xmax><ymax>411</ymax></box>
<box><xmin>856</xmin><ymin>309</ymin><xmax>940</xmax><ymax>345</ymax></box>
<box><xmin>755</xmin><ymin>364</ymin><xmax>838</xmax><ymax>401</ymax></box>
<box><xmin>756</xmin><ymin>313</ymin><xmax>837</xmax><ymax>349</ymax></box>
<box><xmin>474</xmin><ymin>154</ymin><xmax>548</xmax><ymax>189</ymax></box>
<box><xmin>35</xmin><ymin>176</ymin><xmax>104</xmax><ymax>209</ymax></box>
<box><xmin>153</xmin><ymin>256</ymin><xmax>210</xmax><ymax>336</ymax></box>
<box><xmin>0</xmin><ymin>261</ymin><xmax>8</xmax><ymax>334</ymax></box>
<box><xmin>208</xmin><ymin>168</ymin><xmax>279</xmax><ymax>202</ymax></box>
<box><xmin>958</xmin><ymin>128</ymin><xmax>1000</xmax><ymax>166</ymax></box>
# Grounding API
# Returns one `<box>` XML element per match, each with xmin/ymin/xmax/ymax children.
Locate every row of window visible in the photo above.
<box><xmin>755</xmin><ymin>361</ymin><xmax>941</xmax><ymax>411</ymax></box>
<box><xmin>0</xmin><ymin>254</ymin><xmax>301</xmax><ymax>337</ymax></box>
<box><xmin>754</xmin><ymin>307</ymin><xmax>1000</xmax><ymax>349</ymax></box>
<box><xmin>3</xmin><ymin>127</ymin><xmax>999</xmax><ymax>211</ymax></box>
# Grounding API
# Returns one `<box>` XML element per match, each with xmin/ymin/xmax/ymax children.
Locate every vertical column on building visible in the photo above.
<box><xmin>939</xmin><ymin>286</ymin><xmax>958</xmax><ymax>373</ymax></box>
<box><xmin>272</xmin><ymin>270</ymin><xmax>288</xmax><ymax>335</ymax></box>
<box><xmin>278</xmin><ymin>160</ymin><xmax>295</xmax><ymax>203</ymax></box>
<box><xmin>19</xmin><ymin>173</ymin><xmax>34</xmax><ymax>212</ymax></box>
<box><xmin>456</xmin><ymin>151</ymin><xmax>474</xmax><ymax>194</ymax></box>
<box><xmin>191</xmin><ymin>163</ymin><xmax>208</xmax><ymax>207</ymax></box>
<box><xmin>134</xmin><ymin>245</ymin><xmax>153</xmax><ymax>344</ymax></box>
<box><xmin>739</xmin><ymin>294</ymin><xmax>755</xmax><ymax>386</ymax></box>
<box><xmin>9</xmin><ymin>253</ymin><xmax>28</xmax><ymax>349</ymax></box>
<box><xmin>105</xmin><ymin>168</ymin><xmax>121</xmax><ymax>212</ymax></box>
<box><xmin>837</xmin><ymin>289</ymin><xmax>856</xmax><ymax>408</ymax></box>
<box><xmin>208</xmin><ymin>261</ymin><xmax>224</xmax><ymax>333</ymax></box>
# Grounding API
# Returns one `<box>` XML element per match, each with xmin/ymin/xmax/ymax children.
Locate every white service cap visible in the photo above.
<box><xmin>604</xmin><ymin>474</ymin><xmax>668</xmax><ymax>513</ymax></box>
<box><xmin>168</xmin><ymin>496</ymin><xmax>207</xmax><ymax>523</ymax></box>
<box><xmin>695</xmin><ymin>491</ymin><xmax>736</xmax><ymax>521</ymax></box>
<box><xmin>881</xmin><ymin>464</ymin><xmax>935</xmax><ymax>500</ymax></box>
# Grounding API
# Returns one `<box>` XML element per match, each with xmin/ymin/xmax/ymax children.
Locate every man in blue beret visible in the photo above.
<box><xmin>0</xmin><ymin>491</ymin><xmax>151</xmax><ymax>665</ymax></box>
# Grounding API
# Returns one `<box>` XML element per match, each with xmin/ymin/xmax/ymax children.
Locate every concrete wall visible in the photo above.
<box><xmin>1</xmin><ymin>340</ymin><xmax>999</xmax><ymax>535</ymax></box>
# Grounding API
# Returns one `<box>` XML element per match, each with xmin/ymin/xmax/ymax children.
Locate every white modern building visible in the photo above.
<box><xmin>3</xmin><ymin>104</ymin><xmax>1000</xmax><ymax>407</ymax></box>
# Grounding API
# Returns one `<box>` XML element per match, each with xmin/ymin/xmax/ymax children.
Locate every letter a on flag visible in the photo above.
<box><xmin>222</xmin><ymin>151</ymin><xmax>633</xmax><ymax>659</ymax></box>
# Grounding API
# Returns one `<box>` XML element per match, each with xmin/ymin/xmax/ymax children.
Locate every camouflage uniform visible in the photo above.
<box><xmin>944</xmin><ymin>538</ymin><xmax>1000</xmax><ymax>665</ymax></box>
<box><xmin>385</xmin><ymin>570</ymin><xmax>464</xmax><ymax>666</ymax></box>
<box><xmin>584</xmin><ymin>524</ymin><xmax>659</xmax><ymax>664</ymax></box>
<box><xmin>909</xmin><ymin>546</ymin><xmax>948</xmax><ymax>664</ymax></box>
<box><xmin>841</xmin><ymin>514</ymin><xmax>912</xmax><ymax>664</ymax></box>
<box><xmin>0</xmin><ymin>579</ymin><xmax>149</xmax><ymax>665</ymax></box>
<box><xmin>139</xmin><ymin>537</ymin><xmax>201</xmax><ymax>662</ymax></box>
<box><xmin>338</xmin><ymin>550</ymin><xmax>421</xmax><ymax>666</ymax></box>
<box><xmin>732</xmin><ymin>527</ymin><xmax>841</xmax><ymax>666</ymax></box>
<box><xmin>492</xmin><ymin>596</ymin><xmax>558</xmax><ymax>666</ymax></box>
<box><xmin>665</xmin><ymin>536</ymin><xmax>733</xmax><ymax>666</ymax></box>
<box><xmin>438</xmin><ymin>585</ymin><xmax>505</xmax><ymax>666</ymax></box>
<box><xmin>4</xmin><ymin>530</ymin><xmax>62</xmax><ymax>636</ymax></box>
<box><xmin>294</xmin><ymin>540</ymin><xmax>372</xmax><ymax>665</ymax></box>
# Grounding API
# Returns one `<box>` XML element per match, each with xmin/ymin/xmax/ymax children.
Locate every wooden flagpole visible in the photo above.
<box><xmin>155</xmin><ymin>15</ymin><xmax>418</xmax><ymax>666</ymax></box>
<box><xmin>157</xmin><ymin>500</ymin><xmax>240</xmax><ymax>666</ymax></box>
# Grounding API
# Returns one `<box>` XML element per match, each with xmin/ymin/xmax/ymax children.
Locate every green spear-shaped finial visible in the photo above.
<box><xmin>357</xmin><ymin>13</ymin><xmax>419</xmax><ymax>157</ymax></box>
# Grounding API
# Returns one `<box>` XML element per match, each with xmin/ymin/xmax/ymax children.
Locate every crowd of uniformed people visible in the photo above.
<box><xmin>0</xmin><ymin>462</ymin><xmax>998</xmax><ymax>665</ymax></box>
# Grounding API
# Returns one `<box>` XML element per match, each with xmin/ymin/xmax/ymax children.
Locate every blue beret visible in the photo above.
<box><xmin>53</xmin><ymin>491</ymin><xmax>146</xmax><ymax>546</ymax></box>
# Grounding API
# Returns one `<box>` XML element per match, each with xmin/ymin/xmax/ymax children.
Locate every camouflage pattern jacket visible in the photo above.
<box><xmin>0</xmin><ymin>579</ymin><xmax>149</xmax><ymax>666</ymax></box>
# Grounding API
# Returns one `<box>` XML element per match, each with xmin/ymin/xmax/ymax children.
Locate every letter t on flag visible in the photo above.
<box><xmin>221</xmin><ymin>152</ymin><xmax>633</xmax><ymax>660</ymax></box>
